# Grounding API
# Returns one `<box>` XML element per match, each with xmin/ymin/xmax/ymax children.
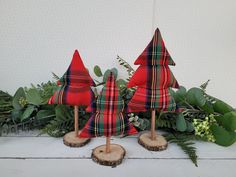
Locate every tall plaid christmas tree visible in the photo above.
<box><xmin>127</xmin><ymin>28</ymin><xmax>179</xmax><ymax>151</ymax></box>
<box><xmin>80</xmin><ymin>72</ymin><xmax>137</xmax><ymax>166</ymax></box>
<box><xmin>48</xmin><ymin>50</ymin><xmax>95</xmax><ymax>147</ymax></box>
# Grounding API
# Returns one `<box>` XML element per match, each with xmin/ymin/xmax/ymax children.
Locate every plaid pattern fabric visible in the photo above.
<box><xmin>48</xmin><ymin>50</ymin><xmax>95</xmax><ymax>106</ymax></box>
<box><xmin>128</xmin><ymin>65</ymin><xmax>179</xmax><ymax>88</ymax></box>
<box><xmin>48</xmin><ymin>85</ymin><xmax>94</xmax><ymax>106</ymax></box>
<box><xmin>127</xmin><ymin>87</ymin><xmax>176</xmax><ymax>112</ymax></box>
<box><xmin>85</xmin><ymin>97</ymin><xmax>97</xmax><ymax>112</ymax></box>
<box><xmin>58</xmin><ymin>50</ymin><xmax>95</xmax><ymax>86</ymax></box>
<box><xmin>127</xmin><ymin>27</ymin><xmax>179</xmax><ymax>112</ymax></box>
<box><xmin>79</xmin><ymin>72</ymin><xmax>137</xmax><ymax>137</ymax></box>
<box><xmin>134</xmin><ymin>28</ymin><xmax>175</xmax><ymax>66</ymax></box>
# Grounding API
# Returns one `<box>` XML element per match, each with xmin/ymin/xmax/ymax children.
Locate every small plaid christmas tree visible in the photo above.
<box><xmin>80</xmin><ymin>72</ymin><xmax>137</xmax><ymax>166</ymax></box>
<box><xmin>49</xmin><ymin>50</ymin><xmax>95</xmax><ymax>106</ymax></box>
<box><xmin>80</xmin><ymin>72</ymin><xmax>137</xmax><ymax>137</ymax></box>
<box><xmin>48</xmin><ymin>50</ymin><xmax>95</xmax><ymax>147</ymax></box>
<box><xmin>127</xmin><ymin>28</ymin><xmax>179</xmax><ymax>151</ymax></box>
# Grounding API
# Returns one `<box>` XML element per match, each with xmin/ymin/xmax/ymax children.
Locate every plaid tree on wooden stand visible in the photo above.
<box><xmin>127</xmin><ymin>28</ymin><xmax>180</xmax><ymax>151</ymax></box>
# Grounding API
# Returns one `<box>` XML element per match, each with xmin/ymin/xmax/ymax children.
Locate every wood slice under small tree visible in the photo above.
<box><xmin>138</xmin><ymin>132</ymin><xmax>168</xmax><ymax>151</ymax></box>
<box><xmin>91</xmin><ymin>144</ymin><xmax>126</xmax><ymax>167</ymax></box>
<box><xmin>63</xmin><ymin>131</ymin><xmax>90</xmax><ymax>147</ymax></box>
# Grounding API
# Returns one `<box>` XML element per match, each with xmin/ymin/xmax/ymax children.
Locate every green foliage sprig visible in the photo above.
<box><xmin>116</xmin><ymin>55</ymin><xmax>135</xmax><ymax>81</ymax></box>
<box><xmin>164</xmin><ymin>133</ymin><xmax>198</xmax><ymax>167</ymax></box>
<box><xmin>193</xmin><ymin>114</ymin><xmax>216</xmax><ymax>142</ymax></box>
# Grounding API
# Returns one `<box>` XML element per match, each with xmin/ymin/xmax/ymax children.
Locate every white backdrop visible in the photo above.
<box><xmin>0</xmin><ymin>0</ymin><xmax>235</xmax><ymax>106</ymax></box>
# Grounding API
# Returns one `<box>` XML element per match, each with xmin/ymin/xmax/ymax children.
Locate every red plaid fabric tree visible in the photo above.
<box><xmin>127</xmin><ymin>28</ymin><xmax>180</xmax><ymax>150</ymax></box>
<box><xmin>48</xmin><ymin>50</ymin><xmax>95</xmax><ymax>147</ymax></box>
<box><xmin>80</xmin><ymin>72</ymin><xmax>137</xmax><ymax>160</ymax></box>
<box><xmin>80</xmin><ymin>72</ymin><xmax>137</xmax><ymax>138</ymax></box>
<box><xmin>48</xmin><ymin>50</ymin><xmax>95</xmax><ymax>106</ymax></box>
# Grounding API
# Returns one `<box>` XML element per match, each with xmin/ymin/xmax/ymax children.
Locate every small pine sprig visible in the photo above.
<box><xmin>164</xmin><ymin>133</ymin><xmax>198</xmax><ymax>167</ymax></box>
<box><xmin>200</xmin><ymin>79</ymin><xmax>210</xmax><ymax>92</ymax></box>
<box><xmin>117</xmin><ymin>55</ymin><xmax>135</xmax><ymax>81</ymax></box>
<box><xmin>52</xmin><ymin>72</ymin><xmax>60</xmax><ymax>81</ymax></box>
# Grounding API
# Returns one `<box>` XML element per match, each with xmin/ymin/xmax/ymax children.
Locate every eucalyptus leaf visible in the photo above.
<box><xmin>213</xmin><ymin>100</ymin><xmax>234</xmax><ymax>114</ymax></box>
<box><xmin>21</xmin><ymin>105</ymin><xmax>35</xmax><ymax>121</ymax></box>
<box><xmin>169</xmin><ymin>88</ymin><xmax>176</xmax><ymax>99</ymax></box>
<box><xmin>93</xmin><ymin>65</ymin><xmax>103</xmax><ymax>77</ymax></box>
<box><xmin>11</xmin><ymin>109</ymin><xmax>23</xmax><ymax>122</ymax></box>
<box><xmin>175</xmin><ymin>86</ymin><xmax>187</xmax><ymax>102</ymax></box>
<box><xmin>12</xmin><ymin>87</ymin><xmax>26</xmax><ymax>110</ymax></box>
<box><xmin>36</xmin><ymin>110</ymin><xmax>55</xmax><ymax>120</ymax></box>
<box><xmin>186</xmin><ymin>121</ymin><xmax>194</xmax><ymax>132</ymax></box>
<box><xmin>176</xmin><ymin>113</ymin><xmax>187</xmax><ymax>132</ymax></box>
<box><xmin>103</xmin><ymin>69</ymin><xmax>111</xmax><ymax>82</ymax></box>
<box><xmin>186</xmin><ymin>87</ymin><xmax>206</xmax><ymax>107</ymax></box>
<box><xmin>201</xmin><ymin>101</ymin><xmax>214</xmax><ymax>114</ymax></box>
<box><xmin>111</xmin><ymin>68</ymin><xmax>118</xmax><ymax>80</ymax></box>
<box><xmin>116</xmin><ymin>79</ymin><xmax>127</xmax><ymax>88</ymax></box>
<box><xmin>215</xmin><ymin>111</ymin><xmax>236</xmax><ymax>131</ymax></box>
<box><xmin>210</xmin><ymin>124</ymin><xmax>236</xmax><ymax>146</ymax></box>
<box><xmin>26</xmin><ymin>89</ymin><xmax>43</xmax><ymax>105</ymax></box>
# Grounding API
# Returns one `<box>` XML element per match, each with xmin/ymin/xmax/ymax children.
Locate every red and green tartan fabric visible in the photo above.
<box><xmin>48</xmin><ymin>85</ymin><xmax>94</xmax><ymax>106</ymax></box>
<box><xmin>48</xmin><ymin>50</ymin><xmax>95</xmax><ymax>106</ymax></box>
<box><xmin>127</xmin><ymin>65</ymin><xmax>179</xmax><ymax>88</ymax></box>
<box><xmin>134</xmin><ymin>28</ymin><xmax>175</xmax><ymax>66</ymax></box>
<box><xmin>57</xmin><ymin>50</ymin><xmax>95</xmax><ymax>87</ymax></box>
<box><xmin>79</xmin><ymin>72</ymin><xmax>137</xmax><ymax>138</ymax></box>
<box><xmin>127</xmin><ymin>87</ymin><xmax>176</xmax><ymax>112</ymax></box>
<box><xmin>127</xmin><ymin>28</ymin><xmax>179</xmax><ymax>112</ymax></box>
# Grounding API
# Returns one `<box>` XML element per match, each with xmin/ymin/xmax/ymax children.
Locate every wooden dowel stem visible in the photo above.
<box><xmin>74</xmin><ymin>106</ymin><xmax>79</xmax><ymax>137</ymax></box>
<box><xmin>106</xmin><ymin>136</ymin><xmax>111</xmax><ymax>153</ymax></box>
<box><xmin>151</xmin><ymin>109</ymin><xmax>156</xmax><ymax>140</ymax></box>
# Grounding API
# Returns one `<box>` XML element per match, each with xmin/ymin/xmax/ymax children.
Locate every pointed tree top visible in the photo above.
<box><xmin>98</xmin><ymin>72</ymin><xmax>124</xmax><ymax>114</ymax></box>
<box><xmin>48</xmin><ymin>50</ymin><xmax>95</xmax><ymax>106</ymax></box>
<box><xmin>134</xmin><ymin>28</ymin><xmax>176</xmax><ymax>66</ymax></box>
<box><xmin>58</xmin><ymin>50</ymin><xmax>95</xmax><ymax>86</ymax></box>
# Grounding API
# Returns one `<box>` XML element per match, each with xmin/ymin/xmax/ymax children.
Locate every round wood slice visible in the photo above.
<box><xmin>91</xmin><ymin>144</ymin><xmax>126</xmax><ymax>167</ymax></box>
<box><xmin>63</xmin><ymin>131</ymin><xmax>90</xmax><ymax>147</ymax></box>
<box><xmin>138</xmin><ymin>132</ymin><xmax>168</xmax><ymax>151</ymax></box>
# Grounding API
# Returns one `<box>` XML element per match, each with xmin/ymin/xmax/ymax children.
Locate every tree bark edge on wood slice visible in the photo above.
<box><xmin>138</xmin><ymin>132</ymin><xmax>168</xmax><ymax>151</ymax></box>
<box><xmin>63</xmin><ymin>131</ymin><xmax>90</xmax><ymax>147</ymax></box>
<box><xmin>91</xmin><ymin>144</ymin><xmax>126</xmax><ymax>167</ymax></box>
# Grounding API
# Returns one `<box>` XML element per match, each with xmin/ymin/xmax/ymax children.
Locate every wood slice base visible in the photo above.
<box><xmin>63</xmin><ymin>131</ymin><xmax>90</xmax><ymax>147</ymax></box>
<box><xmin>91</xmin><ymin>144</ymin><xmax>126</xmax><ymax>167</ymax></box>
<box><xmin>138</xmin><ymin>132</ymin><xmax>168</xmax><ymax>151</ymax></box>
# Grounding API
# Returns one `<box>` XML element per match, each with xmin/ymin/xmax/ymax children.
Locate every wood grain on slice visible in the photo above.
<box><xmin>91</xmin><ymin>144</ymin><xmax>126</xmax><ymax>167</ymax></box>
<box><xmin>63</xmin><ymin>131</ymin><xmax>90</xmax><ymax>147</ymax></box>
<box><xmin>138</xmin><ymin>132</ymin><xmax>168</xmax><ymax>151</ymax></box>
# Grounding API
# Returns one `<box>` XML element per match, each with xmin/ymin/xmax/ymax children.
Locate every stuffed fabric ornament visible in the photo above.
<box><xmin>128</xmin><ymin>28</ymin><xmax>180</xmax><ymax>113</ymax></box>
<box><xmin>80</xmin><ymin>72</ymin><xmax>137</xmax><ymax>137</ymax></box>
<box><xmin>48</xmin><ymin>50</ymin><xmax>95</xmax><ymax>106</ymax></box>
<box><xmin>48</xmin><ymin>50</ymin><xmax>95</xmax><ymax>147</ymax></box>
<box><xmin>127</xmin><ymin>27</ymin><xmax>180</xmax><ymax>151</ymax></box>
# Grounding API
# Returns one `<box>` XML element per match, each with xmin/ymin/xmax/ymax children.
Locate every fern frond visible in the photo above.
<box><xmin>164</xmin><ymin>133</ymin><xmax>198</xmax><ymax>167</ymax></box>
<box><xmin>41</xmin><ymin>105</ymin><xmax>73</xmax><ymax>137</ymax></box>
